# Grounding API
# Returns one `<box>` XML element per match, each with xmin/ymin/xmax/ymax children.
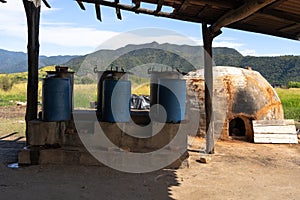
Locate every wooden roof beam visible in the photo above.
<box><xmin>278</xmin><ymin>24</ymin><xmax>300</xmax><ymax>32</ymax></box>
<box><xmin>228</xmin><ymin>22</ymin><xmax>297</xmax><ymax>40</ymax></box>
<box><xmin>175</xmin><ymin>0</ymin><xmax>190</xmax><ymax>13</ymax></box>
<box><xmin>76</xmin><ymin>1</ymin><xmax>86</xmax><ymax>10</ymax></box>
<box><xmin>263</xmin><ymin>9</ymin><xmax>300</xmax><ymax>24</ymax></box>
<box><xmin>80</xmin><ymin>0</ymin><xmax>206</xmax><ymax>23</ymax></box>
<box><xmin>209</xmin><ymin>0</ymin><xmax>276</xmax><ymax>34</ymax></box>
<box><xmin>115</xmin><ymin>0</ymin><xmax>122</xmax><ymax>20</ymax></box>
<box><xmin>154</xmin><ymin>0</ymin><xmax>164</xmax><ymax>13</ymax></box>
<box><xmin>196</xmin><ymin>5</ymin><xmax>211</xmax><ymax>18</ymax></box>
<box><xmin>262</xmin><ymin>0</ymin><xmax>286</xmax><ymax>10</ymax></box>
<box><xmin>189</xmin><ymin>0</ymin><xmax>235</xmax><ymax>9</ymax></box>
<box><xmin>95</xmin><ymin>2</ymin><xmax>102</xmax><ymax>21</ymax></box>
<box><xmin>134</xmin><ymin>1</ymin><xmax>140</xmax><ymax>13</ymax></box>
<box><xmin>42</xmin><ymin>0</ymin><xmax>51</xmax><ymax>8</ymax></box>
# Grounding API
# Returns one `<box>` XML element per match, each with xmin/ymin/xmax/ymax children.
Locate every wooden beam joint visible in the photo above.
<box><xmin>154</xmin><ymin>0</ymin><xmax>164</xmax><ymax>14</ymax></box>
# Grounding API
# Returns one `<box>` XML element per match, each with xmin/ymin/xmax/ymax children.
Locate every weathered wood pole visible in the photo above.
<box><xmin>23</xmin><ymin>0</ymin><xmax>41</xmax><ymax>145</ymax></box>
<box><xmin>202</xmin><ymin>23</ymin><xmax>221</xmax><ymax>154</ymax></box>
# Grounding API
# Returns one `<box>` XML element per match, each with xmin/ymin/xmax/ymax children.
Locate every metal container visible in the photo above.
<box><xmin>158</xmin><ymin>79</ymin><xmax>186</xmax><ymax>123</ymax></box>
<box><xmin>46</xmin><ymin>66</ymin><xmax>74</xmax><ymax>111</ymax></box>
<box><xmin>102</xmin><ymin>79</ymin><xmax>131</xmax><ymax>122</ymax></box>
<box><xmin>42</xmin><ymin>77</ymin><xmax>71</xmax><ymax>121</ymax></box>
<box><xmin>149</xmin><ymin>70</ymin><xmax>180</xmax><ymax>106</ymax></box>
<box><xmin>94</xmin><ymin>67</ymin><xmax>128</xmax><ymax>119</ymax></box>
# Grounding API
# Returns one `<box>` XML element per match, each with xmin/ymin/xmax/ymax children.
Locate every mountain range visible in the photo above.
<box><xmin>0</xmin><ymin>42</ymin><xmax>299</xmax><ymax>85</ymax></box>
<box><xmin>0</xmin><ymin>49</ymin><xmax>77</xmax><ymax>73</ymax></box>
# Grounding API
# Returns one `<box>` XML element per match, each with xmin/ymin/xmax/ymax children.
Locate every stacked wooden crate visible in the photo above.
<box><xmin>253</xmin><ymin>120</ymin><xmax>298</xmax><ymax>144</ymax></box>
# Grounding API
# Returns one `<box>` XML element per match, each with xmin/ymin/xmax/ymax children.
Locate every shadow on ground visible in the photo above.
<box><xmin>0</xmin><ymin>133</ymin><xmax>179</xmax><ymax>200</ymax></box>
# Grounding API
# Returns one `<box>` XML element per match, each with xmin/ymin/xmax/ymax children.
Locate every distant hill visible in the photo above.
<box><xmin>65</xmin><ymin>42</ymin><xmax>300</xmax><ymax>85</ymax></box>
<box><xmin>0</xmin><ymin>49</ymin><xmax>77</xmax><ymax>73</ymax></box>
<box><xmin>64</xmin><ymin>42</ymin><xmax>244</xmax><ymax>78</ymax></box>
<box><xmin>1</xmin><ymin>43</ymin><xmax>299</xmax><ymax>85</ymax></box>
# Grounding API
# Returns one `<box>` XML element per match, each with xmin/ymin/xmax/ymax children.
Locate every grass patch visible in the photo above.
<box><xmin>0</xmin><ymin>83</ymin><xmax>28</xmax><ymax>106</ymax></box>
<box><xmin>74</xmin><ymin>84</ymin><xmax>97</xmax><ymax>108</ymax></box>
<box><xmin>132</xmin><ymin>83</ymin><xmax>150</xmax><ymax>95</ymax></box>
<box><xmin>275</xmin><ymin>88</ymin><xmax>300</xmax><ymax>120</ymax></box>
<box><xmin>0</xmin><ymin>117</ymin><xmax>26</xmax><ymax>138</ymax></box>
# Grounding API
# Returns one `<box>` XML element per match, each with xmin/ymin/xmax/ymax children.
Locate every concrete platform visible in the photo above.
<box><xmin>20</xmin><ymin>111</ymin><xmax>189</xmax><ymax>170</ymax></box>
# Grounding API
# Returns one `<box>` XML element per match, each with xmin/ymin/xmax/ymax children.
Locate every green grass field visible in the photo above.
<box><xmin>275</xmin><ymin>88</ymin><xmax>300</xmax><ymax>120</ymax></box>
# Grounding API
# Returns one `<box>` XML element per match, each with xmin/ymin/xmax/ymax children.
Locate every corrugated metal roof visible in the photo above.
<box><xmin>77</xmin><ymin>0</ymin><xmax>300</xmax><ymax>41</ymax></box>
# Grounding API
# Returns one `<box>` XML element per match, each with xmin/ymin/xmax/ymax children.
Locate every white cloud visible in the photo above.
<box><xmin>40</xmin><ymin>25</ymin><xmax>118</xmax><ymax>48</ymax></box>
<box><xmin>0</xmin><ymin>1</ymin><xmax>119</xmax><ymax>54</ymax></box>
<box><xmin>213</xmin><ymin>37</ymin><xmax>259</xmax><ymax>56</ymax></box>
<box><xmin>238</xmin><ymin>49</ymin><xmax>257</xmax><ymax>56</ymax></box>
<box><xmin>213</xmin><ymin>41</ymin><xmax>243</xmax><ymax>49</ymax></box>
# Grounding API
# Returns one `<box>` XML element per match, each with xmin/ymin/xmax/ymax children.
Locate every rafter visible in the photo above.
<box><xmin>196</xmin><ymin>5</ymin><xmax>211</xmax><ymax>18</ymax></box>
<box><xmin>95</xmin><ymin>3</ymin><xmax>102</xmax><ymax>21</ymax></box>
<box><xmin>263</xmin><ymin>9</ymin><xmax>300</xmax><ymax>24</ymax></box>
<box><xmin>154</xmin><ymin>0</ymin><xmax>164</xmax><ymax>14</ymax></box>
<box><xmin>189</xmin><ymin>0</ymin><xmax>235</xmax><ymax>9</ymax></box>
<box><xmin>133</xmin><ymin>0</ymin><xmax>140</xmax><ymax>13</ymax></box>
<box><xmin>115</xmin><ymin>0</ymin><xmax>122</xmax><ymax>20</ymax></box>
<box><xmin>80</xmin><ymin>0</ymin><xmax>207</xmax><ymax>23</ymax></box>
<box><xmin>42</xmin><ymin>0</ymin><xmax>51</xmax><ymax>8</ymax></box>
<box><xmin>76</xmin><ymin>0</ymin><xmax>86</xmax><ymax>10</ymax></box>
<box><xmin>176</xmin><ymin>0</ymin><xmax>190</xmax><ymax>13</ymax></box>
<box><xmin>209</xmin><ymin>0</ymin><xmax>276</xmax><ymax>33</ymax></box>
<box><xmin>278</xmin><ymin>24</ymin><xmax>300</xmax><ymax>32</ymax></box>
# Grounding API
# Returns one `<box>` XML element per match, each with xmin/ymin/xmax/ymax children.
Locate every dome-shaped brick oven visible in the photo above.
<box><xmin>184</xmin><ymin>66</ymin><xmax>284</xmax><ymax>141</ymax></box>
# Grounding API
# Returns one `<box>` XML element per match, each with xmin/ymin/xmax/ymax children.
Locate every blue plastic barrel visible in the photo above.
<box><xmin>158</xmin><ymin>79</ymin><xmax>186</xmax><ymax>123</ymax></box>
<box><xmin>102</xmin><ymin>80</ymin><xmax>131</xmax><ymax>122</ymax></box>
<box><xmin>42</xmin><ymin>77</ymin><xmax>71</xmax><ymax>121</ymax></box>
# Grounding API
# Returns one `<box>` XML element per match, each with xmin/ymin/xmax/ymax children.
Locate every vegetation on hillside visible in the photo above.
<box><xmin>64</xmin><ymin>43</ymin><xmax>300</xmax><ymax>86</ymax></box>
<box><xmin>287</xmin><ymin>81</ymin><xmax>300</xmax><ymax>88</ymax></box>
<box><xmin>1</xmin><ymin>43</ymin><xmax>300</xmax><ymax>86</ymax></box>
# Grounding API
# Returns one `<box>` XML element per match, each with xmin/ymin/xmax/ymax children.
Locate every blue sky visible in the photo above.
<box><xmin>0</xmin><ymin>0</ymin><xmax>299</xmax><ymax>56</ymax></box>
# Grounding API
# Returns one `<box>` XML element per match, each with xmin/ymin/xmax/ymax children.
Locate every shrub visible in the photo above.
<box><xmin>287</xmin><ymin>81</ymin><xmax>300</xmax><ymax>88</ymax></box>
<box><xmin>80</xmin><ymin>77</ymin><xmax>95</xmax><ymax>84</ymax></box>
<box><xmin>0</xmin><ymin>75</ymin><xmax>14</xmax><ymax>91</ymax></box>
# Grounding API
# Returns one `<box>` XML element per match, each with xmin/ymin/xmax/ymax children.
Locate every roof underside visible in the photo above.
<box><xmin>77</xmin><ymin>0</ymin><xmax>300</xmax><ymax>41</ymax></box>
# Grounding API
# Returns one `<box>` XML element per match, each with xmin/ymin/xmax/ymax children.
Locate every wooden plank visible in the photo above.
<box><xmin>253</xmin><ymin>119</ymin><xmax>298</xmax><ymax>143</ymax></box>
<box><xmin>253</xmin><ymin>119</ymin><xmax>295</xmax><ymax>126</ymax></box>
<box><xmin>254</xmin><ymin>134</ymin><xmax>298</xmax><ymax>139</ymax></box>
<box><xmin>254</xmin><ymin>137</ymin><xmax>298</xmax><ymax>144</ymax></box>
<box><xmin>253</xmin><ymin>125</ymin><xmax>297</xmax><ymax>134</ymax></box>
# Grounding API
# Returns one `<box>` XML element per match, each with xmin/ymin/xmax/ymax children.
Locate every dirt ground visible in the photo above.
<box><xmin>0</xmin><ymin>106</ymin><xmax>299</xmax><ymax>199</ymax></box>
<box><xmin>0</xmin><ymin>106</ymin><xmax>27</xmax><ymax>119</ymax></box>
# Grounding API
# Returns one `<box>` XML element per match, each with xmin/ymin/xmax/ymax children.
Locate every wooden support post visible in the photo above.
<box><xmin>23</xmin><ymin>0</ymin><xmax>41</xmax><ymax>145</ymax></box>
<box><xmin>202</xmin><ymin>23</ymin><xmax>221</xmax><ymax>154</ymax></box>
